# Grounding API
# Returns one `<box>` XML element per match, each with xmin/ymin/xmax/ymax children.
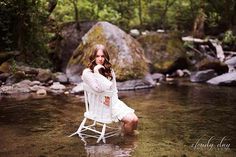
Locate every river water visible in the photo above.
<box><xmin>0</xmin><ymin>80</ymin><xmax>236</xmax><ymax>157</ymax></box>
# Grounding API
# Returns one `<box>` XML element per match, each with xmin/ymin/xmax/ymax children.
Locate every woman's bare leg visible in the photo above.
<box><xmin>121</xmin><ymin>113</ymin><xmax>138</xmax><ymax>135</ymax></box>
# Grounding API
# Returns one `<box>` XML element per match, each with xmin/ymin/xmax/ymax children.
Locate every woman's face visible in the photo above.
<box><xmin>95</xmin><ymin>49</ymin><xmax>105</xmax><ymax>65</ymax></box>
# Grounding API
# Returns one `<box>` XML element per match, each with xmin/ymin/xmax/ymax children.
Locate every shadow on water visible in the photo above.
<box><xmin>0</xmin><ymin>79</ymin><xmax>236</xmax><ymax>157</ymax></box>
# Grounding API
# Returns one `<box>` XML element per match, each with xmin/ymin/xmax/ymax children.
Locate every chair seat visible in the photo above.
<box><xmin>84</xmin><ymin>111</ymin><xmax>113</xmax><ymax>124</ymax></box>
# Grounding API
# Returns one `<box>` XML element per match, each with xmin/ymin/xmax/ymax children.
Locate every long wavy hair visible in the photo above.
<box><xmin>88</xmin><ymin>44</ymin><xmax>113</xmax><ymax>80</ymax></box>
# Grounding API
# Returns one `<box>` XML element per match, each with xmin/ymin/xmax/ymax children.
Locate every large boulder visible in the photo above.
<box><xmin>66</xmin><ymin>21</ymin><xmax>149</xmax><ymax>82</ymax></box>
<box><xmin>49</xmin><ymin>21</ymin><xmax>96</xmax><ymax>72</ymax></box>
<box><xmin>137</xmin><ymin>32</ymin><xmax>187</xmax><ymax>74</ymax></box>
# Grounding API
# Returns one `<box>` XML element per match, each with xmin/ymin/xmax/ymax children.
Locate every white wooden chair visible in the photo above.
<box><xmin>69</xmin><ymin>83</ymin><xmax>120</xmax><ymax>143</ymax></box>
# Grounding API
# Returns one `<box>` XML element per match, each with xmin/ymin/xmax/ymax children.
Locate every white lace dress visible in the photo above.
<box><xmin>81</xmin><ymin>68</ymin><xmax>135</xmax><ymax>122</ymax></box>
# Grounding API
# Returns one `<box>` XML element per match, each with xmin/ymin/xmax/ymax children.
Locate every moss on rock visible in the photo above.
<box><xmin>67</xmin><ymin>22</ymin><xmax>148</xmax><ymax>81</ymax></box>
<box><xmin>137</xmin><ymin>32</ymin><xmax>186</xmax><ymax>73</ymax></box>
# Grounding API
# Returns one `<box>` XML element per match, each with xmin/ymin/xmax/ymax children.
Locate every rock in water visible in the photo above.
<box><xmin>66</xmin><ymin>21</ymin><xmax>149</xmax><ymax>82</ymax></box>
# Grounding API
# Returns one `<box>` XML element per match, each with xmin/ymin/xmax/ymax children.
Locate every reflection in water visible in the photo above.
<box><xmin>78</xmin><ymin>133</ymin><xmax>88</xmax><ymax>146</ymax></box>
<box><xmin>0</xmin><ymin>80</ymin><xmax>236</xmax><ymax>156</ymax></box>
<box><xmin>123</xmin><ymin>81</ymin><xmax>236</xmax><ymax>156</ymax></box>
<box><xmin>85</xmin><ymin>143</ymin><xmax>136</xmax><ymax>157</ymax></box>
<box><xmin>78</xmin><ymin>130</ymin><xmax>138</xmax><ymax>157</ymax></box>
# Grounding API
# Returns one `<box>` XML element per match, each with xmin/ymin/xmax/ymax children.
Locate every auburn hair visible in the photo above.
<box><xmin>88</xmin><ymin>44</ymin><xmax>113</xmax><ymax>80</ymax></box>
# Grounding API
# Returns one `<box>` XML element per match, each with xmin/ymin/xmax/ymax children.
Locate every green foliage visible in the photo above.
<box><xmin>97</xmin><ymin>5</ymin><xmax>121</xmax><ymax>23</ymax></box>
<box><xmin>51</xmin><ymin>0</ymin><xmax>236</xmax><ymax>33</ymax></box>
<box><xmin>1</xmin><ymin>0</ymin><xmax>236</xmax><ymax>71</ymax></box>
<box><xmin>0</xmin><ymin>1</ymin><xmax>17</xmax><ymax>51</ymax></box>
<box><xmin>51</xmin><ymin>0</ymin><xmax>74</xmax><ymax>23</ymax></box>
<box><xmin>0</xmin><ymin>0</ymin><xmax>53</xmax><ymax>68</ymax></box>
<box><xmin>9</xmin><ymin>58</ymin><xmax>17</xmax><ymax>74</ymax></box>
<box><xmin>205</xmin><ymin>0</ymin><xmax>236</xmax><ymax>32</ymax></box>
<box><xmin>223</xmin><ymin>30</ymin><xmax>236</xmax><ymax>45</ymax></box>
<box><xmin>207</xmin><ymin>12</ymin><xmax>221</xmax><ymax>28</ymax></box>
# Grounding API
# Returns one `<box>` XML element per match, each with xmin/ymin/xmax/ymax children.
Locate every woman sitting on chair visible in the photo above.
<box><xmin>81</xmin><ymin>44</ymin><xmax>138</xmax><ymax>135</ymax></box>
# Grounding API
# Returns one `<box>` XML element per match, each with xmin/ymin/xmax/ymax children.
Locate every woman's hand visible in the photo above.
<box><xmin>94</xmin><ymin>64</ymin><xmax>104</xmax><ymax>74</ymax></box>
<box><xmin>104</xmin><ymin>96</ymin><xmax>110</xmax><ymax>106</ymax></box>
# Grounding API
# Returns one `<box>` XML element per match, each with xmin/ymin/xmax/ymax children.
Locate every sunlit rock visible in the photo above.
<box><xmin>137</xmin><ymin>32</ymin><xmax>186</xmax><ymax>73</ymax></box>
<box><xmin>30</xmin><ymin>85</ymin><xmax>46</xmax><ymax>92</ymax></box>
<box><xmin>36</xmin><ymin>89</ymin><xmax>47</xmax><ymax>95</ymax></box>
<box><xmin>130</xmin><ymin>29</ymin><xmax>140</xmax><ymax>37</ymax></box>
<box><xmin>66</xmin><ymin>21</ymin><xmax>149</xmax><ymax>82</ymax></box>
<box><xmin>207</xmin><ymin>72</ymin><xmax>236</xmax><ymax>86</ymax></box>
<box><xmin>29</xmin><ymin>81</ymin><xmax>41</xmax><ymax>86</ymax></box>
<box><xmin>50</xmin><ymin>82</ymin><xmax>66</xmax><ymax>90</ymax></box>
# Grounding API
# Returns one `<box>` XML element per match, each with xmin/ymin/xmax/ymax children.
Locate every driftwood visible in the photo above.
<box><xmin>224</xmin><ymin>51</ymin><xmax>236</xmax><ymax>55</ymax></box>
<box><xmin>183</xmin><ymin>36</ymin><xmax>217</xmax><ymax>59</ymax></box>
<box><xmin>182</xmin><ymin>37</ymin><xmax>225</xmax><ymax>59</ymax></box>
<box><xmin>182</xmin><ymin>36</ymin><xmax>236</xmax><ymax>72</ymax></box>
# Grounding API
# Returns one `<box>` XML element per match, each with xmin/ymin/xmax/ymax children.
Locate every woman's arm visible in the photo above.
<box><xmin>82</xmin><ymin>68</ymin><xmax>112</xmax><ymax>92</ymax></box>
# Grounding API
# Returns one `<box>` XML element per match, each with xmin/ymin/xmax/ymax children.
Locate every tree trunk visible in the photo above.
<box><xmin>138</xmin><ymin>0</ymin><xmax>143</xmax><ymax>26</ymax></box>
<box><xmin>48</xmin><ymin>0</ymin><xmax>57</xmax><ymax>15</ymax></box>
<box><xmin>17</xmin><ymin>0</ymin><xmax>27</xmax><ymax>54</ymax></box>
<box><xmin>193</xmin><ymin>8</ymin><xmax>206</xmax><ymax>38</ymax></box>
<box><xmin>71</xmin><ymin>0</ymin><xmax>80</xmax><ymax>30</ymax></box>
<box><xmin>17</xmin><ymin>16</ymin><xmax>24</xmax><ymax>53</ymax></box>
<box><xmin>160</xmin><ymin>0</ymin><xmax>176</xmax><ymax>29</ymax></box>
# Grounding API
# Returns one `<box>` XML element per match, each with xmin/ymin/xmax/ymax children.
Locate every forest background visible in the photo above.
<box><xmin>0</xmin><ymin>0</ymin><xmax>236</xmax><ymax>71</ymax></box>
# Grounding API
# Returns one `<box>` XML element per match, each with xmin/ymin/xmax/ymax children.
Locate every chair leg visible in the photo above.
<box><xmin>78</xmin><ymin>118</ymin><xmax>87</xmax><ymax>132</ymax></box>
<box><xmin>97</xmin><ymin>124</ymin><xmax>106</xmax><ymax>143</ymax></box>
<box><xmin>68</xmin><ymin>118</ymin><xmax>87</xmax><ymax>137</ymax></box>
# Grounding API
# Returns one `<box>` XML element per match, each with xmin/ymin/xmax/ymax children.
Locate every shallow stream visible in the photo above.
<box><xmin>0</xmin><ymin>80</ymin><xmax>236</xmax><ymax>157</ymax></box>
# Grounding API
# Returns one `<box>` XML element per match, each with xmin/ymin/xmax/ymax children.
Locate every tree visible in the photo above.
<box><xmin>47</xmin><ymin>0</ymin><xmax>57</xmax><ymax>16</ymax></box>
<box><xmin>138</xmin><ymin>0</ymin><xmax>143</xmax><ymax>26</ymax></box>
<box><xmin>159</xmin><ymin>0</ymin><xmax>177</xmax><ymax>29</ymax></box>
<box><xmin>193</xmin><ymin>8</ymin><xmax>206</xmax><ymax>38</ymax></box>
<box><xmin>0</xmin><ymin>0</ymin><xmax>52</xmax><ymax>67</ymax></box>
<box><xmin>69</xmin><ymin>0</ymin><xmax>80</xmax><ymax>30</ymax></box>
<box><xmin>205</xmin><ymin>0</ymin><xmax>236</xmax><ymax>33</ymax></box>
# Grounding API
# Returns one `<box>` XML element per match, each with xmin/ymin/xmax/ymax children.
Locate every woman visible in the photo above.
<box><xmin>81</xmin><ymin>44</ymin><xmax>138</xmax><ymax>135</ymax></box>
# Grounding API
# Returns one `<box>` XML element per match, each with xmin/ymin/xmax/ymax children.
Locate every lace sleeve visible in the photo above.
<box><xmin>82</xmin><ymin>68</ymin><xmax>113</xmax><ymax>92</ymax></box>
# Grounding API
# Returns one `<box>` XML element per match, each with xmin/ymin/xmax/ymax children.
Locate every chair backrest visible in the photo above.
<box><xmin>83</xmin><ymin>83</ymin><xmax>114</xmax><ymax>124</ymax></box>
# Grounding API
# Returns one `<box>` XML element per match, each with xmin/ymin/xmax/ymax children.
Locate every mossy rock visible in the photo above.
<box><xmin>137</xmin><ymin>32</ymin><xmax>186</xmax><ymax>73</ymax></box>
<box><xmin>66</xmin><ymin>21</ymin><xmax>149</xmax><ymax>81</ymax></box>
